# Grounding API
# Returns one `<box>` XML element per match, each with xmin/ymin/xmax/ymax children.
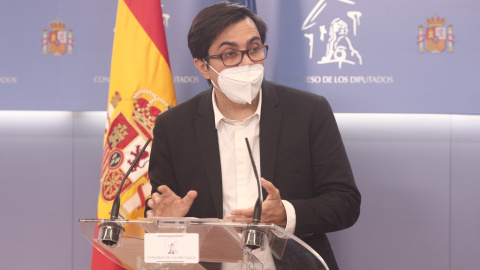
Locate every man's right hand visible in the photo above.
<box><xmin>146</xmin><ymin>185</ymin><xmax>197</xmax><ymax>218</ymax></box>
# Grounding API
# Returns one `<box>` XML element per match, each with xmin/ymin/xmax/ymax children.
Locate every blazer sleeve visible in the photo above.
<box><xmin>288</xmin><ymin>96</ymin><xmax>361</xmax><ymax>236</ymax></box>
<box><xmin>145</xmin><ymin>114</ymin><xmax>178</xmax><ymax>215</ymax></box>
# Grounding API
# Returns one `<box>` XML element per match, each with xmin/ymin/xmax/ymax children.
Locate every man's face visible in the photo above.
<box><xmin>194</xmin><ymin>17</ymin><xmax>265</xmax><ymax>86</ymax></box>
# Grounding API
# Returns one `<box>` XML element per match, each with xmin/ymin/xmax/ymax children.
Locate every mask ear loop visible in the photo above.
<box><xmin>203</xmin><ymin>60</ymin><xmax>221</xmax><ymax>74</ymax></box>
<box><xmin>203</xmin><ymin>60</ymin><xmax>222</xmax><ymax>91</ymax></box>
<box><xmin>201</xmin><ymin>59</ymin><xmax>209</xmax><ymax>71</ymax></box>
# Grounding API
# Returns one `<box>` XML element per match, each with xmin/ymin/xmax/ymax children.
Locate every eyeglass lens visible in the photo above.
<box><xmin>222</xmin><ymin>46</ymin><xmax>268</xmax><ymax>66</ymax></box>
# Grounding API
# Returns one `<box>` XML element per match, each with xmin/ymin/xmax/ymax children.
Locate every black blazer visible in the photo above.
<box><xmin>147</xmin><ymin>80</ymin><xmax>361</xmax><ymax>269</ymax></box>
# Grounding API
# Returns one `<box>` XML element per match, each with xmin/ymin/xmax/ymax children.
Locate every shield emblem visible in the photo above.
<box><xmin>426</xmin><ymin>26</ymin><xmax>446</xmax><ymax>53</ymax></box>
<box><xmin>49</xmin><ymin>30</ymin><xmax>67</xmax><ymax>55</ymax></box>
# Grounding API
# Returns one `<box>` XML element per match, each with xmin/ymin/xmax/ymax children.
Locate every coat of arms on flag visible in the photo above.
<box><xmin>418</xmin><ymin>14</ymin><xmax>454</xmax><ymax>53</ymax></box>
<box><xmin>42</xmin><ymin>18</ymin><xmax>73</xmax><ymax>55</ymax></box>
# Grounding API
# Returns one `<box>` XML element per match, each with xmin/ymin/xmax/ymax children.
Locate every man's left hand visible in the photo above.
<box><xmin>226</xmin><ymin>178</ymin><xmax>287</xmax><ymax>227</ymax></box>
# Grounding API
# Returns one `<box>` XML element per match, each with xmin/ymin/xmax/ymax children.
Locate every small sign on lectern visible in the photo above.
<box><xmin>144</xmin><ymin>233</ymin><xmax>199</xmax><ymax>264</ymax></box>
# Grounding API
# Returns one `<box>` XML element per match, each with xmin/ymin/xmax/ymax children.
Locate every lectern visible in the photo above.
<box><xmin>79</xmin><ymin>218</ymin><xmax>328</xmax><ymax>270</ymax></box>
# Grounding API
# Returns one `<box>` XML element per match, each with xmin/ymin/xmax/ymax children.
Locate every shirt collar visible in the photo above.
<box><xmin>212</xmin><ymin>89</ymin><xmax>262</xmax><ymax>129</ymax></box>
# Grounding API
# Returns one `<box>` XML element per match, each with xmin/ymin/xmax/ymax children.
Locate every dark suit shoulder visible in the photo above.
<box><xmin>262</xmin><ymin>80</ymin><xmax>331</xmax><ymax>111</ymax></box>
<box><xmin>155</xmin><ymin>89</ymin><xmax>212</xmax><ymax>124</ymax></box>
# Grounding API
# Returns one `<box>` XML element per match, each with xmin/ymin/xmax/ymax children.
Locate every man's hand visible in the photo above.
<box><xmin>226</xmin><ymin>178</ymin><xmax>287</xmax><ymax>227</ymax></box>
<box><xmin>146</xmin><ymin>185</ymin><xmax>197</xmax><ymax>218</ymax></box>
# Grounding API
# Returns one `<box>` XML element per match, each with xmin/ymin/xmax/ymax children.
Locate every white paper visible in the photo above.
<box><xmin>144</xmin><ymin>233</ymin><xmax>199</xmax><ymax>264</ymax></box>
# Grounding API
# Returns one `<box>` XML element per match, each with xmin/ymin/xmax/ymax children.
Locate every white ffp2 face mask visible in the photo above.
<box><xmin>207</xmin><ymin>63</ymin><xmax>264</xmax><ymax>105</ymax></box>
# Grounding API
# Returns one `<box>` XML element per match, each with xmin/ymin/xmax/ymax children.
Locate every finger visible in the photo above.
<box><xmin>147</xmin><ymin>198</ymin><xmax>155</xmax><ymax>208</ymax></box>
<box><xmin>230</xmin><ymin>206</ymin><xmax>254</xmax><ymax>217</ymax></box>
<box><xmin>151</xmin><ymin>192</ymin><xmax>162</xmax><ymax>203</ymax></box>
<box><xmin>182</xmin><ymin>190</ymin><xmax>198</xmax><ymax>205</ymax></box>
<box><xmin>225</xmin><ymin>216</ymin><xmax>253</xmax><ymax>223</ymax></box>
<box><xmin>147</xmin><ymin>197</ymin><xmax>164</xmax><ymax>215</ymax></box>
<box><xmin>261</xmin><ymin>178</ymin><xmax>280</xmax><ymax>199</ymax></box>
<box><xmin>156</xmin><ymin>185</ymin><xmax>173</xmax><ymax>196</ymax></box>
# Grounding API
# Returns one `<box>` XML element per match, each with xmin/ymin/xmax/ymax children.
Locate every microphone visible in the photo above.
<box><xmin>243</xmin><ymin>138</ymin><xmax>265</xmax><ymax>250</ymax></box>
<box><xmin>98</xmin><ymin>138</ymin><xmax>152</xmax><ymax>247</ymax></box>
<box><xmin>245</xmin><ymin>138</ymin><xmax>262</xmax><ymax>224</ymax></box>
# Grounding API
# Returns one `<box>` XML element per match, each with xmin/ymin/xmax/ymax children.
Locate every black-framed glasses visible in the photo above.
<box><xmin>203</xmin><ymin>45</ymin><xmax>268</xmax><ymax>67</ymax></box>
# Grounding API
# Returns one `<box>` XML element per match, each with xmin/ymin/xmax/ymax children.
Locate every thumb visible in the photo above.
<box><xmin>261</xmin><ymin>178</ymin><xmax>280</xmax><ymax>200</ymax></box>
<box><xmin>182</xmin><ymin>190</ymin><xmax>198</xmax><ymax>205</ymax></box>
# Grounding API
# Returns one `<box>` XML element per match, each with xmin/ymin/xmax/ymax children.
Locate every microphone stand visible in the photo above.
<box><xmin>243</xmin><ymin>138</ymin><xmax>266</xmax><ymax>250</ymax></box>
<box><xmin>98</xmin><ymin>138</ymin><xmax>151</xmax><ymax>247</ymax></box>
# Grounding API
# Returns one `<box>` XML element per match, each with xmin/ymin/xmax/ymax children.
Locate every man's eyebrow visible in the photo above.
<box><xmin>247</xmin><ymin>36</ymin><xmax>261</xmax><ymax>44</ymax></box>
<box><xmin>217</xmin><ymin>41</ymin><xmax>238</xmax><ymax>50</ymax></box>
<box><xmin>216</xmin><ymin>36</ymin><xmax>261</xmax><ymax>50</ymax></box>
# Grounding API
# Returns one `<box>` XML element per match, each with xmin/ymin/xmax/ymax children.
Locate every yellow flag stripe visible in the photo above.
<box><xmin>108</xmin><ymin>0</ymin><xmax>175</xmax><ymax>112</ymax></box>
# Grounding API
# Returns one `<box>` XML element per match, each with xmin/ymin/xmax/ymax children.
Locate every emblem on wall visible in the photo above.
<box><xmin>42</xmin><ymin>18</ymin><xmax>73</xmax><ymax>55</ymax></box>
<box><xmin>418</xmin><ymin>14</ymin><xmax>454</xmax><ymax>53</ymax></box>
<box><xmin>302</xmin><ymin>0</ymin><xmax>362</xmax><ymax>69</ymax></box>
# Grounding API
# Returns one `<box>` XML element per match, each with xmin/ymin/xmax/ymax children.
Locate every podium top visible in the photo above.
<box><xmin>79</xmin><ymin>218</ymin><xmax>328</xmax><ymax>270</ymax></box>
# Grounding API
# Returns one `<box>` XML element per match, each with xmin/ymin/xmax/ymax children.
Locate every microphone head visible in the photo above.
<box><xmin>98</xmin><ymin>221</ymin><xmax>125</xmax><ymax>248</ymax></box>
<box><xmin>242</xmin><ymin>228</ymin><xmax>266</xmax><ymax>250</ymax></box>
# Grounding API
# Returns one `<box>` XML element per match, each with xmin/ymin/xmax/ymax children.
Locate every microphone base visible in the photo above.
<box><xmin>98</xmin><ymin>221</ymin><xmax>125</xmax><ymax>248</ymax></box>
<box><xmin>242</xmin><ymin>228</ymin><xmax>266</xmax><ymax>250</ymax></box>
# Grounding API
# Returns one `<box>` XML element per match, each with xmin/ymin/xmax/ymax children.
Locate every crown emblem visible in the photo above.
<box><xmin>132</xmin><ymin>89</ymin><xmax>171</xmax><ymax>135</ymax></box>
<box><xmin>49</xmin><ymin>18</ymin><xmax>67</xmax><ymax>31</ymax></box>
<box><xmin>108</xmin><ymin>123</ymin><xmax>129</xmax><ymax>149</ymax></box>
<box><xmin>426</xmin><ymin>15</ymin><xmax>445</xmax><ymax>27</ymax></box>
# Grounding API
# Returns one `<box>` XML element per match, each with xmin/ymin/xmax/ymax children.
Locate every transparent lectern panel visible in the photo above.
<box><xmin>78</xmin><ymin>218</ymin><xmax>328</xmax><ymax>270</ymax></box>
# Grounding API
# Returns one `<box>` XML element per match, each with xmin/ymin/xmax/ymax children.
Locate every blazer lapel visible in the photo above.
<box><xmin>259</xmin><ymin>81</ymin><xmax>283</xmax><ymax>190</ymax></box>
<box><xmin>194</xmin><ymin>90</ymin><xmax>223</xmax><ymax>218</ymax></box>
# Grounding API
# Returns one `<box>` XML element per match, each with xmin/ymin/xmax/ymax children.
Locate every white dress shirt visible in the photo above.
<box><xmin>212</xmin><ymin>90</ymin><xmax>296</xmax><ymax>234</ymax></box>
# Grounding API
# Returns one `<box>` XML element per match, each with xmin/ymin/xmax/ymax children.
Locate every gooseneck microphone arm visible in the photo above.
<box><xmin>245</xmin><ymin>138</ymin><xmax>262</xmax><ymax>224</ymax></box>
<box><xmin>98</xmin><ymin>138</ymin><xmax>151</xmax><ymax>247</ymax></box>
<box><xmin>110</xmin><ymin>138</ymin><xmax>151</xmax><ymax>220</ymax></box>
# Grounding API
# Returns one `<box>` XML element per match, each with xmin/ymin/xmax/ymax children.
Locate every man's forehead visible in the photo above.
<box><xmin>210</xmin><ymin>18</ymin><xmax>260</xmax><ymax>48</ymax></box>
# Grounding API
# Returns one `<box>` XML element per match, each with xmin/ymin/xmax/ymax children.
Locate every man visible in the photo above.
<box><xmin>146</xmin><ymin>2</ymin><xmax>360</xmax><ymax>269</ymax></box>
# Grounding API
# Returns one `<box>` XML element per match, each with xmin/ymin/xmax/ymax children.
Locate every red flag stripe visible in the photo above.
<box><xmin>124</xmin><ymin>0</ymin><xmax>170</xmax><ymax>66</ymax></box>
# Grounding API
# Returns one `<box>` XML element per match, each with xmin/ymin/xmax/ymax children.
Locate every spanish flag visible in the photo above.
<box><xmin>92</xmin><ymin>0</ymin><xmax>175</xmax><ymax>268</ymax></box>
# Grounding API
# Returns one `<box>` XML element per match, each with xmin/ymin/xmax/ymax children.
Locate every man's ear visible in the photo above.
<box><xmin>193</xmin><ymin>58</ymin><xmax>211</xmax><ymax>80</ymax></box>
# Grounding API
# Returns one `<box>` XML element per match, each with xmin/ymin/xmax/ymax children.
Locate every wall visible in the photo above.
<box><xmin>1</xmin><ymin>0</ymin><xmax>479</xmax><ymax>114</ymax></box>
<box><xmin>0</xmin><ymin>111</ymin><xmax>104</xmax><ymax>269</ymax></box>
